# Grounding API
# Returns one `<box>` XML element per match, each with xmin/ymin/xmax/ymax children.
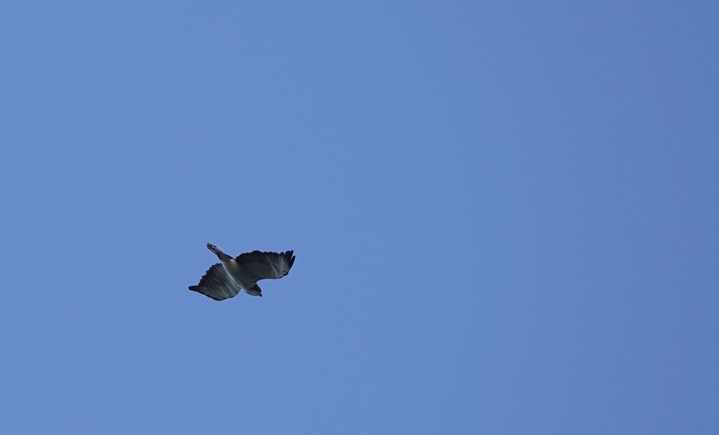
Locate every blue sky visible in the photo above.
<box><xmin>1</xmin><ymin>1</ymin><xmax>717</xmax><ymax>433</ymax></box>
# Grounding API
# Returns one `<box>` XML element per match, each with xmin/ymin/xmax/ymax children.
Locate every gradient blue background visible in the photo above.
<box><xmin>1</xmin><ymin>2</ymin><xmax>717</xmax><ymax>433</ymax></box>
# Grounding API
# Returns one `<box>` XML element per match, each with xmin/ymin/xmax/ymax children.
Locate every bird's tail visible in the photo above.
<box><xmin>207</xmin><ymin>243</ymin><xmax>231</xmax><ymax>260</ymax></box>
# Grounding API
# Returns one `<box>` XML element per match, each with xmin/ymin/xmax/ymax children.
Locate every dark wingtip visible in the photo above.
<box><xmin>286</xmin><ymin>250</ymin><xmax>296</xmax><ymax>270</ymax></box>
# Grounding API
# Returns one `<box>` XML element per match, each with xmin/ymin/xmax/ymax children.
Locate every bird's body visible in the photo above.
<box><xmin>189</xmin><ymin>243</ymin><xmax>295</xmax><ymax>301</ymax></box>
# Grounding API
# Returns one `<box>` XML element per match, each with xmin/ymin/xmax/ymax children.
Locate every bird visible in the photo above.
<box><xmin>189</xmin><ymin>243</ymin><xmax>295</xmax><ymax>301</ymax></box>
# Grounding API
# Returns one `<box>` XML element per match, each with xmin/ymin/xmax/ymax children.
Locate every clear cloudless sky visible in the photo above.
<box><xmin>1</xmin><ymin>1</ymin><xmax>717</xmax><ymax>434</ymax></box>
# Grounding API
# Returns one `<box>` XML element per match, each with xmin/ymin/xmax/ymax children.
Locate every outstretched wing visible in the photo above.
<box><xmin>189</xmin><ymin>263</ymin><xmax>240</xmax><ymax>301</ymax></box>
<box><xmin>235</xmin><ymin>250</ymin><xmax>295</xmax><ymax>283</ymax></box>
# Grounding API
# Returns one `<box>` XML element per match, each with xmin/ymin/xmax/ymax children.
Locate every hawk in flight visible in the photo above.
<box><xmin>189</xmin><ymin>243</ymin><xmax>296</xmax><ymax>300</ymax></box>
